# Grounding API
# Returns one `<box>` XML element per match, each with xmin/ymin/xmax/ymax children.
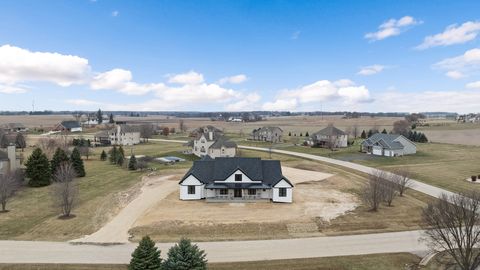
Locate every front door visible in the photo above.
<box><xmin>234</xmin><ymin>189</ymin><xmax>242</xmax><ymax>198</ymax></box>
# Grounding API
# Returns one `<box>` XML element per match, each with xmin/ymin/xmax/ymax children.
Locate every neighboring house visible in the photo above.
<box><xmin>179</xmin><ymin>157</ymin><xmax>293</xmax><ymax>203</ymax></box>
<box><xmin>1</xmin><ymin>123</ymin><xmax>28</xmax><ymax>133</ymax></box>
<box><xmin>190</xmin><ymin>126</ymin><xmax>223</xmax><ymax>137</ymax></box>
<box><xmin>309</xmin><ymin>125</ymin><xmax>348</xmax><ymax>148</ymax></box>
<box><xmin>361</xmin><ymin>133</ymin><xmax>416</xmax><ymax>157</ymax></box>
<box><xmin>82</xmin><ymin>119</ymin><xmax>99</xmax><ymax>126</ymax></box>
<box><xmin>228</xmin><ymin>117</ymin><xmax>243</xmax><ymax>122</ymax></box>
<box><xmin>190</xmin><ymin>131</ymin><xmax>237</xmax><ymax>158</ymax></box>
<box><xmin>94</xmin><ymin>125</ymin><xmax>141</xmax><ymax>146</ymax></box>
<box><xmin>0</xmin><ymin>145</ymin><xmax>20</xmax><ymax>175</ymax></box>
<box><xmin>53</xmin><ymin>121</ymin><xmax>82</xmax><ymax>133</ymax></box>
<box><xmin>251</xmin><ymin>126</ymin><xmax>283</xmax><ymax>143</ymax></box>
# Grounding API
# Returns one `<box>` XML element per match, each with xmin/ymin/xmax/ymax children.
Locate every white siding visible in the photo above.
<box><xmin>372</xmin><ymin>146</ymin><xmax>383</xmax><ymax>156</ymax></box>
<box><xmin>179</xmin><ymin>175</ymin><xmax>204</xmax><ymax>200</ymax></box>
<box><xmin>272</xmin><ymin>179</ymin><xmax>293</xmax><ymax>203</ymax></box>
<box><xmin>221</xmin><ymin>169</ymin><xmax>258</xmax><ymax>183</ymax></box>
<box><xmin>393</xmin><ymin>136</ymin><xmax>417</xmax><ymax>155</ymax></box>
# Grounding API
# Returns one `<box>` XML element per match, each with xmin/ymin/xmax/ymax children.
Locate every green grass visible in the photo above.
<box><xmin>0</xmin><ymin>253</ymin><xmax>421</xmax><ymax>270</ymax></box>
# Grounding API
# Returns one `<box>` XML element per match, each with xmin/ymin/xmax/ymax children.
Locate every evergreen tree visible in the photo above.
<box><xmin>407</xmin><ymin>130</ymin><xmax>414</xmax><ymax>140</ymax></box>
<box><xmin>51</xmin><ymin>147</ymin><xmax>70</xmax><ymax>176</ymax></box>
<box><xmin>381</xmin><ymin>129</ymin><xmax>387</xmax><ymax>134</ymax></box>
<box><xmin>109</xmin><ymin>146</ymin><xmax>118</xmax><ymax>164</ymax></box>
<box><xmin>129</xmin><ymin>236</ymin><xmax>162</xmax><ymax>270</ymax></box>
<box><xmin>299</xmin><ymin>133</ymin><xmax>303</xmax><ymax>137</ymax></box>
<box><xmin>367</xmin><ymin>129</ymin><xmax>373</xmax><ymax>138</ymax></box>
<box><xmin>412</xmin><ymin>131</ymin><xmax>418</xmax><ymax>142</ymax></box>
<box><xmin>305</xmin><ymin>131</ymin><xmax>309</xmax><ymax>137</ymax></box>
<box><xmin>25</xmin><ymin>148</ymin><xmax>51</xmax><ymax>187</ymax></box>
<box><xmin>100</xmin><ymin>150</ymin><xmax>107</xmax><ymax>161</ymax></box>
<box><xmin>288</xmin><ymin>131</ymin><xmax>291</xmax><ymax>136</ymax></box>
<box><xmin>97</xmin><ymin>109</ymin><xmax>103</xmax><ymax>124</ymax></box>
<box><xmin>360</xmin><ymin>130</ymin><xmax>367</xmax><ymax>139</ymax></box>
<box><xmin>117</xmin><ymin>146</ymin><xmax>125</xmax><ymax>166</ymax></box>
<box><xmin>163</xmin><ymin>238</ymin><xmax>207</xmax><ymax>270</ymax></box>
<box><xmin>70</xmin><ymin>147</ymin><xmax>86</xmax><ymax>177</ymax></box>
<box><xmin>109</xmin><ymin>113</ymin><xmax>114</xmax><ymax>124</ymax></box>
<box><xmin>418</xmin><ymin>133</ymin><xmax>428</xmax><ymax>143</ymax></box>
<box><xmin>129</xmin><ymin>155</ymin><xmax>138</xmax><ymax>170</ymax></box>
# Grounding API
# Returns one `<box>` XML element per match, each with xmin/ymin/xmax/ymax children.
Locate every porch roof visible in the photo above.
<box><xmin>205</xmin><ymin>183</ymin><xmax>270</xmax><ymax>189</ymax></box>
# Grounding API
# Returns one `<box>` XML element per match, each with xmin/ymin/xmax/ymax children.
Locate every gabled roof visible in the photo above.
<box><xmin>180</xmin><ymin>157</ymin><xmax>292</xmax><ymax>187</ymax></box>
<box><xmin>361</xmin><ymin>133</ymin><xmax>412</xmax><ymax>150</ymax></box>
<box><xmin>209</xmin><ymin>136</ymin><xmax>237</xmax><ymax>149</ymax></box>
<box><xmin>116</xmin><ymin>124</ymin><xmax>139</xmax><ymax>133</ymax></box>
<box><xmin>312</xmin><ymin>125</ymin><xmax>346</xmax><ymax>137</ymax></box>
<box><xmin>252</xmin><ymin>126</ymin><xmax>283</xmax><ymax>134</ymax></box>
<box><xmin>59</xmin><ymin>121</ymin><xmax>81</xmax><ymax>129</ymax></box>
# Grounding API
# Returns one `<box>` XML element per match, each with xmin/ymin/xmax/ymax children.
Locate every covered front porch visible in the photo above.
<box><xmin>205</xmin><ymin>182</ymin><xmax>271</xmax><ymax>202</ymax></box>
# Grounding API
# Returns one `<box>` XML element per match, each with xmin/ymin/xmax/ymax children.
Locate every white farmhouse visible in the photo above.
<box><xmin>94</xmin><ymin>125</ymin><xmax>141</xmax><ymax>146</ymax></box>
<box><xmin>179</xmin><ymin>157</ymin><xmax>293</xmax><ymax>203</ymax></box>
<box><xmin>361</xmin><ymin>133</ymin><xmax>416</xmax><ymax>157</ymax></box>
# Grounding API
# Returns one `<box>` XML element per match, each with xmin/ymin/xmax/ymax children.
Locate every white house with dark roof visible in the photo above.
<box><xmin>53</xmin><ymin>121</ymin><xmax>82</xmax><ymax>133</ymax></box>
<box><xmin>179</xmin><ymin>157</ymin><xmax>293</xmax><ymax>203</ymax></box>
<box><xmin>361</xmin><ymin>133</ymin><xmax>416</xmax><ymax>157</ymax></box>
<box><xmin>94</xmin><ymin>125</ymin><xmax>140</xmax><ymax>146</ymax></box>
<box><xmin>188</xmin><ymin>126</ymin><xmax>237</xmax><ymax>158</ymax></box>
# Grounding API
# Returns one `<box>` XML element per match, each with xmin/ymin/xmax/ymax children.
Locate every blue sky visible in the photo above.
<box><xmin>0</xmin><ymin>0</ymin><xmax>480</xmax><ymax>113</ymax></box>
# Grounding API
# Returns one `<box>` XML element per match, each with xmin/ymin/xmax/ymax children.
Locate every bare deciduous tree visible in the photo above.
<box><xmin>51</xmin><ymin>162</ymin><xmax>78</xmax><ymax>218</ymax></box>
<box><xmin>178</xmin><ymin>120</ymin><xmax>187</xmax><ymax>133</ymax></box>
<box><xmin>140</xmin><ymin>124</ymin><xmax>154</xmax><ymax>142</ymax></box>
<box><xmin>352</xmin><ymin>124</ymin><xmax>359</xmax><ymax>139</ymax></box>
<box><xmin>422</xmin><ymin>191</ymin><xmax>480</xmax><ymax>270</ymax></box>
<box><xmin>38</xmin><ymin>137</ymin><xmax>60</xmax><ymax>159</ymax></box>
<box><xmin>0</xmin><ymin>171</ymin><xmax>22</xmax><ymax>212</ymax></box>
<box><xmin>392</xmin><ymin>120</ymin><xmax>411</xmax><ymax>136</ymax></box>
<box><xmin>79</xmin><ymin>146</ymin><xmax>90</xmax><ymax>160</ymax></box>
<box><xmin>381</xmin><ymin>178</ymin><xmax>397</xmax><ymax>207</ymax></box>
<box><xmin>362</xmin><ymin>170</ymin><xmax>388</xmax><ymax>211</ymax></box>
<box><xmin>391</xmin><ymin>169</ymin><xmax>412</xmax><ymax>196</ymax></box>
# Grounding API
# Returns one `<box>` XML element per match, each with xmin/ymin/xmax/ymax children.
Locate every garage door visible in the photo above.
<box><xmin>373</xmin><ymin>148</ymin><xmax>383</xmax><ymax>156</ymax></box>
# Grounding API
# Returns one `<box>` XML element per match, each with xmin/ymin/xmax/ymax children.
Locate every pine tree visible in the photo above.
<box><xmin>25</xmin><ymin>148</ymin><xmax>51</xmax><ymax>187</ymax></box>
<box><xmin>109</xmin><ymin>146</ymin><xmax>118</xmax><ymax>164</ymax></box>
<box><xmin>51</xmin><ymin>147</ymin><xmax>70</xmax><ymax>176</ymax></box>
<box><xmin>381</xmin><ymin>129</ymin><xmax>387</xmax><ymax>134</ymax></box>
<box><xmin>109</xmin><ymin>113</ymin><xmax>114</xmax><ymax>124</ymax></box>
<box><xmin>305</xmin><ymin>131</ymin><xmax>309</xmax><ymax>137</ymax></box>
<box><xmin>418</xmin><ymin>132</ymin><xmax>428</xmax><ymax>143</ymax></box>
<box><xmin>129</xmin><ymin>155</ymin><xmax>137</xmax><ymax>171</ymax></box>
<box><xmin>163</xmin><ymin>238</ymin><xmax>207</xmax><ymax>270</ymax></box>
<box><xmin>97</xmin><ymin>109</ymin><xmax>103</xmax><ymax>124</ymax></box>
<box><xmin>361</xmin><ymin>130</ymin><xmax>367</xmax><ymax>139</ymax></box>
<box><xmin>70</xmin><ymin>147</ymin><xmax>86</xmax><ymax>177</ymax></box>
<box><xmin>288</xmin><ymin>132</ymin><xmax>291</xmax><ymax>136</ymax></box>
<box><xmin>367</xmin><ymin>130</ymin><xmax>373</xmax><ymax>138</ymax></box>
<box><xmin>129</xmin><ymin>236</ymin><xmax>162</xmax><ymax>270</ymax></box>
<box><xmin>117</xmin><ymin>146</ymin><xmax>125</xmax><ymax>166</ymax></box>
<box><xmin>299</xmin><ymin>133</ymin><xmax>303</xmax><ymax>137</ymax></box>
<box><xmin>100</xmin><ymin>150</ymin><xmax>107</xmax><ymax>161</ymax></box>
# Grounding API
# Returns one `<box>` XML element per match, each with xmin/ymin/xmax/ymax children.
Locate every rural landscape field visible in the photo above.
<box><xmin>2</xmin><ymin>1</ymin><xmax>480</xmax><ymax>269</ymax></box>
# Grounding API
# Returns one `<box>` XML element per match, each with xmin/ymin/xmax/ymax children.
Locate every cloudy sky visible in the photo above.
<box><xmin>1</xmin><ymin>0</ymin><xmax>480</xmax><ymax>113</ymax></box>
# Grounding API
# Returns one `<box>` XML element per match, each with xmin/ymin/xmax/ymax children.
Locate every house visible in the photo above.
<box><xmin>189</xmin><ymin>126</ymin><xmax>223</xmax><ymax>137</ymax></box>
<box><xmin>361</xmin><ymin>133</ymin><xmax>416</xmax><ymax>157</ymax></box>
<box><xmin>1</xmin><ymin>123</ymin><xmax>28</xmax><ymax>133</ymax></box>
<box><xmin>53</xmin><ymin>121</ymin><xmax>82</xmax><ymax>133</ymax></box>
<box><xmin>189</xmin><ymin>132</ymin><xmax>237</xmax><ymax>158</ymax></box>
<box><xmin>308</xmin><ymin>125</ymin><xmax>348</xmax><ymax>148</ymax></box>
<box><xmin>179</xmin><ymin>157</ymin><xmax>293</xmax><ymax>203</ymax></box>
<box><xmin>251</xmin><ymin>126</ymin><xmax>283</xmax><ymax>143</ymax></box>
<box><xmin>94</xmin><ymin>125</ymin><xmax>140</xmax><ymax>146</ymax></box>
<box><xmin>0</xmin><ymin>145</ymin><xmax>20</xmax><ymax>175</ymax></box>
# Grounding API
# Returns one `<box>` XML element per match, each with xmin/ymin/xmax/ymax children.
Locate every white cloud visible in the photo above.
<box><xmin>225</xmin><ymin>93</ymin><xmax>261</xmax><ymax>111</ymax></box>
<box><xmin>416</xmin><ymin>21</ymin><xmax>480</xmax><ymax>50</ymax></box>
<box><xmin>434</xmin><ymin>48</ymin><xmax>480</xmax><ymax>78</ymax></box>
<box><xmin>365</xmin><ymin>16</ymin><xmax>421</xmax><ymax>41</ymax></box>
<box><xmin>218</xmin><ymin>74</ymin><xmax>248</xmax><ymax>85</ymax></box>
<box><xmin>91</xmin><ymin>68</ymin><xmax>164</xmax><ymax>95</ymax></box>
<box><xmin>0</xmin><ymin>84</ymin><xmax>28</xmax><ymax>94</ymax></box>
<box><xmin>445</xmin><ymin>70</ymin><xmax>466</xmax><ymax>79</ymax></box>
<box><xmin>0</xmin><ymin>44</ymin><xmax>90</xmax><ymax>87</ymax></box>
<box><xmin>357</xmin><ymin>65</ymin><xmax>386</xmax><ymax>76</ymax></box>
<box><xmin>112</xmin><ymin>10</ymin><xmax>119</xmax><ymax>17</ymax></box>
<box><xmin>262</xmin><ymin>79</ymin><xmax>373</xmax><ymax>111</ymax></box>
<box><xmin>167</xmin><ymin>71</ymin><xmax>204</xmax><ymax>85</ymax></box>
<box><xmin>466</xmin><ymin>81</ymin><xmax>480</xmax><ymax>89</ymax></box>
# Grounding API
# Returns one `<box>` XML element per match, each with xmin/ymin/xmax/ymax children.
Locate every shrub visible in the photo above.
<box><xmin>472</xmin><ymin>176</ymin><xmax>477</xmax><ymax>182</ymax></box>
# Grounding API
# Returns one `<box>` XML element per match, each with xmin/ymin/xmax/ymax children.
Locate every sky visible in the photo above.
<box><xmin>0</xmin><ymin>0</ymin><xmax>480</xmax><ymax>113</ymax></box>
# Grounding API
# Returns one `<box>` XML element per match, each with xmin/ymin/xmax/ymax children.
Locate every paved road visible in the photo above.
<box><xmin>0</xmin><ymin>230</ymin><xmax>427</xmax><ymax>264</ymax></box>
<box><xmin>151</xmin><ymin>139</ymin><xmax>456</xmax><ymax>199</ymax></box>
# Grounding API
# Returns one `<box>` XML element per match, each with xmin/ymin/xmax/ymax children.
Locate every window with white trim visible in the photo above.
<box><xmin>279</xmin><ymin>188</ymin><xmax>287</xmax><ymax>197</ymax></box>
<box><xmin>188</xmin><ymin>186</ymin><xmax>195</xmax><ymax>194</ymax></box>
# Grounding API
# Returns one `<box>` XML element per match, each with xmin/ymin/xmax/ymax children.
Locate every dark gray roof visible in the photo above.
<box><xmin>0</xmin><ymin>150</ymin><xmax>8</xmax><ymax>161</ymax></box>
<box><xmin>210</xmin><ymin>136</ymin><xmax>237</xmax><ymax>149</ymax></box>
<box><xmin>117</xmin><ymin>125</ymin><xmax>139</xmax><ymax>133</ymax></box>
<box><xmin>252</xmin><ymin>126</ymin><xmax>283</xmax><ymax>134</ymax></box>
<box><xmin>312</xmin><ymin>125</ymin><xmax>346</xmax><ymax>137</ymax></box>
<box><xmin>180</xmin><ymin>157</ymin><xmax>292</xmax><ymax>187</ymax></box>
<box><xmin>191</xmin><ymin>126</ymin><xmax>223</xmax><ymax>140</ymax></box>
<box><xmin>361</xmin><ymin>133</ymin><xmax>411</xmax><ymax>150</ymax></box>
<box><xmin>60</xmin><ymin>121</ymin><xmax>81</xmax><ymax>129</ymax></box>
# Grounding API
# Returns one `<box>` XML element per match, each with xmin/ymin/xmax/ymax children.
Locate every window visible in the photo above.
<box><xmin>188</xmin><ymin>186</ymin><xmax>195</xmax><ymax>195</ymax></box>
<box><xmin>248</xmin><ymin>189</ymin><xmax>256</xmax><ymax>195</ymax></box>
<box><xmin>220</xmin><ymin>189</ymin><xmax>228</xmax><ymax>195</ymax></box>
<box><xmin>279</xmin><ymin>188</ymin><xmax>287</xmax><ymax>197</ymax></box>
<box><xmin>235</xmin><ymin>174</ymin><xmax>242</xmax><ymax>182</ymax></box>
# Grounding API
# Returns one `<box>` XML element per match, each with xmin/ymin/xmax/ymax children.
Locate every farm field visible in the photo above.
<box><xmin>0</xmin><ymin>253</ymin><xmax>422</xmax><ymax>270</ymax></box>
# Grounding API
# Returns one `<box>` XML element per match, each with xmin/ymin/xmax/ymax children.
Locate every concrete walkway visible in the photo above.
<box><xmin>151</xmin><ymin>139</ymin><xmax>456</xmax><ymax>199</ymax></box>
<box><xmin>0</xmin><ymin>230</ymin><xmax>427</xmax><ymax>264</ymax></box>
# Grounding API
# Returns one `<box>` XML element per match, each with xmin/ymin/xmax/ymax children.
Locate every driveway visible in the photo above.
<box><xmin>0</xmin><ymin>230</ymin><xmax>427</xmax><ymax>264</ymax></box>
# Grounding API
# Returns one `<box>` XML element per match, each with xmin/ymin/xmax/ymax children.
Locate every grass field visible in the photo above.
<box><xmin>0</xmin><ymin>253</ymin><xmax>422</xmax><ymax>270</ymax></box>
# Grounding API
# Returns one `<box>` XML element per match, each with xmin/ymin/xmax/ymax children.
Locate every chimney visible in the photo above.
<box><xmin>7</xmin><ymin>145</ymin><xmax>17</xmax><ymax>171</ymax></box>
<box><xmin>209</xmin><ymin>131</ymin><xmax>213</xmax><ymax>140</ymax></box>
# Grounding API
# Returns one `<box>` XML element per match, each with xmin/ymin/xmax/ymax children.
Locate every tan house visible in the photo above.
<box><xmin>308</xmin><ymin>125</ymin><xmax>348</xmax><ymax>148</ymax></box>
<box><xmin>251</xmin><ymin>126</ymin><xmax>283</xmax><ymax>143</ymax></box>
<box><xmin>94</xmin><ymin>125</ymin><xmax>141</xmax><ymax>146</ymax></box>
<box><xmin>188</xmin><ymin>127</ymin><xmax>236</xmax><ymax>158</ymax></box>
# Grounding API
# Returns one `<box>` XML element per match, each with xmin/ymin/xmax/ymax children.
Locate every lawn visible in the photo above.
<box><xmin>0</xmin><ymin>253</ymin><xmax>421</xmax><ymax>270</ymax></box>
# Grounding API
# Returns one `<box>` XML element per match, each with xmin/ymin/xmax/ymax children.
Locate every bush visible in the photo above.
<box><xmin>472</xmin><ymin>175</ymin><xmax>477</xmax><ymax>182</ymax></box>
